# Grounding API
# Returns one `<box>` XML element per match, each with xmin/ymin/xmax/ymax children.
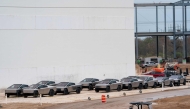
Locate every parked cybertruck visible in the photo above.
<box><xmin>80</xmin><ymin>78</ymin><xmax>100</xmax><ymax>90</ymax></box>
<box><xmin>23</xmin><ymin>84</ymin><xmax>56</xmax><ymax>98</ymax></box>
<box><xmin>121</xmin><ymin>77</ymin><xmax>144</xmax><ymax>90</ymax></box>
<box><xmin>95</xmin><ymin>79</ymin><xmax>122</xmax><ymax>92</ymax></box>
<box><xmin>55</xmin><ymin>82</ymin><xmax>82</xmax><ymax>95</ymax></box>
<box><xmin>169</xmin><ymin>75</ymin><xmax>186</xmax><ymax>86</ymax></box>
<box><xmin>136</xmin><ymin>76</ymin><xmax>158</xmax><ymax>89</ymax></box>
<box><xmin>157</xmin><ymin>77</ymin><xmax>174</xmax><ymax>87</ymax></box>
<box><xmin>5</xmin><ymin>84</ymin><xmax>29</xmax><ymax>97</ymax></box>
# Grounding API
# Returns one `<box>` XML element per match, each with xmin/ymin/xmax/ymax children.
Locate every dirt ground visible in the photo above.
<box><xmin>1</xmin><ymin>95</ymin><xmax>190</xmax><ymax>109</ymax></box>
<box><xmin>153</xmin><ymin>95</ymin><xmax>190</xmax><ymax>109</ymax></box>
<box><xmin>0</xmin><ymin>103</ymin><xmax>54</xmax><ymax>109</ymax></box>
<box><xmin>1</xmin><ymin>89</ymin><xmax>190</xmax><ymax>109</ymax></box>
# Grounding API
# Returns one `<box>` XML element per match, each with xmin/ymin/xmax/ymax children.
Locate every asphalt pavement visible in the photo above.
<box><xmin>45</xmin><ymin>89</ymin><xmax>190</xmax><ymax>109</ymax></box>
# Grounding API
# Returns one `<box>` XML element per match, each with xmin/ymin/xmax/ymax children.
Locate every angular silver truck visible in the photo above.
<box><xmin>55</xmin><ymin>82</ymin><xmax>82</xmax><ymax>95</ymax></box>
<box><xmin>169</xmin><ymin>75</ymin><xmax>186</xmax><ymax>86</ymax></box>
<box><xmin>157</xmin><ymin>77</ymin><xmax>174</xmax><ymax>87</ymax></box>
<box><xmin>5</xmin><ymin>84</ymin><xmax>29</xmax><ymax>97</ymax></box>
<box><xmin>121</xmin><ymin>77</ymin><xmax>144</xmax><ymax>90</ymax></box>
<box><xmin>79</xmin><ymin>78</ymin><xmax>100</xmax><ymax>90</ymax></box>
<box><xmin>95</xmin><ymin>79</ymin><xmax>122</xmax><ymax>92</ymax></box>
<box><xmin>136</xmin><ymin>76</ymin><xmax>158</xmax><ymax>89</ymax></box>
<box><xmin>23</xmin><ymin>84</ymin><xmax>56</xmax><ymax>98</ymax></box>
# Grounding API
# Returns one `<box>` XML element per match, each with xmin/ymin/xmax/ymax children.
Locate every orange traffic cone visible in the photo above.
<box><xmin>101</xmin><ymin>95</ymin><xmax>106</xmax><ymax>103</ymax></box>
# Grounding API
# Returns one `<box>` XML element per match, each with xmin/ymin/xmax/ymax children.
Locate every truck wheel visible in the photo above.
<box><xmin>95</xmin><ymin>88</ymin><xmax>99</xmax><ymax>92</ymax></box>
<box><xmin>152</xmin><ymin>82</ymin><xmax>157</xmax><ymax>88</ymax></box>
<box><xmin>54</xmin><ymin>92</ymin><xmax>57</xmax><ymax>95</ymax></box>
<box><xmin>144</xmin><ymin>83</ymin><xmax>148</xmax><ymax>89</ymax></box>
<box><xmin>117</xmin><ymin>85</ymin><xmax>121</xmax><ymax>91</ymax></box>
<box><xmin>128</xmin><ymin>84</ymin><xmax>132</xmax><ymax>90</ymax></box>
<box><xmin>177</xmin><ymin>81</ymin><xmax>180</xmax><ymax>86</ymax></box>
<box><xmin>16</xmin><ymin>90</ymin><xmax>20</xmax><ymax>97</ymax></box>
<box><xmin>183</xmin><ymin>79</ymin><xmax>186</xmax><ymax>85</ymax></box>
<box><xmin>169</xmin><ymin>82</ymin><xmax>173</xmax><ymax>87</ymax></box>
<box><xmin>63</xmin><ymin>89</ymin><xmax>68</xmax><ymax>95</ymax></box>
<box><xmin>76</xmin><ymin>88</ymin><xmax>81</xmax><ymax>94</ymax></box>
<box><xmin>106</xmin><ymin>86</ymin><xmax>110</xmax><ymax>92</ymax></box>
<box><xmin>24</xmin><ymin>95</ymin><xmax>27</xmax><ymax>98</ymax></box>
<box><xmin>88</xmin><ymin>85</ymin><xmax>93</xmax><ymax>90</ymax></box>
<box><xmin>138</xmin><ymin>83</ymin><xmax>143</xmax><ymax>89</ymax></box>
<box><xmin>49</xmin><ymin>89</ymin><xmax>54</xmax><ymax>96</ymax></box>
<box><xmin>33</xmin><ymin>91</ymin><xmax>39</xmax><ymax>98</ymax></box>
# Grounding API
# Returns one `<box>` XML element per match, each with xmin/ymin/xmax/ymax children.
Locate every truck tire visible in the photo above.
<box><xmin>117</xmin><ymin>85</ymin><xmax>121</xmax><ymax>91</ymax></box>
<box><xmin>177</xmin><ymin>81</ymin><xmax>180</xmax><ymax>86</ymax></box>
<box><xmin>76</xmin><ymin>88</ymin><xmax>81</xmax><ymax>94</ymax></box>
<box><xmin>95</xmin><ymin>88</ymin><xmax>99</xmax><ymax>92</ymax></box>
<box><xmin>88</xmin><ymin>85</ymin><xmax>93</xmax><ymax>90</ymax></box>
<box><xmin>169</xmin><ymin>81</ymin><xmax>173</xmax><ymax>87</ymax></box>
<box><xmin>49</xmin><ymin>89</ymin><xmax>54</xmax><ymax>96</ymax></box>
<box><xmin>24</xmin><ymin>95</ymin><xmax>27</xmax><ymax>98</ymax></box>
<box><xmin>152</xmin><ymin>82</ymin><xmax>157</xmax><ymax>88</ymax></box>
<box><xmin>144</xmin><ymin>83</ymin><xmax>148</xmax><ymax>89</ymax></box>
<box><xmin>138</xmin><ymin>83</ymin><xmax>143</xmax><ymax>89</ymax></box>
<box><xmin>106</xmin><ymin>86</ymin><xmax>110</xmax><ymax>92</ymax></box>
<box><xmin>183</xmin><ymin>79</ymin><xmax>186</xmax><ymax>85</ymax></box>
<box><xmin>63</xmin><ymin>88</ymin><xmax>68</xmax><ymax>95</ymax></box>
<box><xmin>128</xmin><ymin>84</ymin><xmax>132</xmax><ymax>90</ymax></box>
<box><xmin>16</xmin><ymin>90</ymin><xmax>20</xmax><ymax>97</ymax></box>
<box><xmin>33</xmin><ymin>91</ymin><xmax>38</xmax><ymax>98</ymax></box>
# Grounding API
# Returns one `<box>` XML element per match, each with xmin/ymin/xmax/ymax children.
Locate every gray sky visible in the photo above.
<box><xmin>134</xmin><ymin>0</ymin><xmax>190</xmax><ymax>32</ymax></box>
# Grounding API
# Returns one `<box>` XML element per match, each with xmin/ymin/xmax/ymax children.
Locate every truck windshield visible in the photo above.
<box><xmin>37</xmin><ymin>81</ymin><xmax>49</xmax><ymax>85</ymax></box>
<box><xmin>81</xmin><ymin>78</ymin><xmax>93</xmax><ymax>82</ymax></box>
<box><xmin>156</xmin><ymin>77</ymin><xmax>164</xmax><ymax>80</ymax></box>
<box><xmin>27</xmin><ymin>84</ymin><xmax>40</xmax><ymax>89</ymax></box>
<box><xmin>138</xmin><ymin>77</ymin><xmax>147</xmax><ymax>80</ymax></box>
<box><xmin>121</xmin><ymin>78</ymin><xmax>131</xmax><ymax>82</ymax></box>
<box><xmin>8</xmin><ymin>84</ymin><xmax>22</xmax><ymax>89</ymax></box>
<box><xmin>99</xmin><ymin>80</ymin><xmax>110</xmax><ymax>84</ymax></box>
<box><xmin>57</xmin><ymin>82</ymin><xmax>69</xmax><ymax>86</ymax></box>
<box><xmin>170</xmin><ymin>75</ymin><xmax>179</xmax><ymax>79</ymax></box>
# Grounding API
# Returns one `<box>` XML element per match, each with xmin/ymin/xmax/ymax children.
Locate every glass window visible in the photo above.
<box><xmin>99</xmin><ymin>80</ymin><xmax>110</xmax><ymax>84</ymax></box>
<box><xmin>57</xmin><ymin>82</ymin><xmax>69</xmax><ymax>87</ymax></box>
<box><xmin>81</xmin><ymin>78</ymin><xmax>93</xmax><ymax>82</ymax></box>
<box><xmin>8</xmin><ymin>84</ymin><xmax>22</xmax><ymax>89</ymax></box>
<box><xmin>48</xmin><ymin>81</ymin><xmax>55</xmax><ymax>85</ymax></box>
<box><xmin>149</xmin><ymin>77</ymin><xmax>153</xmax><ymax>80</ymax></box>
<box><xmin>121</xmin><ymin>78</ymin><xmax>132</xmax><ymax>82</ymax></box>
<box><xmin>111</xmin><ymin>81</ymin><xmax>116</xmax><ymax>83</ymax></box>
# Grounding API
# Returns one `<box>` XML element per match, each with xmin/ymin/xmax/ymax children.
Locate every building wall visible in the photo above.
<box><xmin>0</xmin><ymin>0</ymin><xmax>135</xmax><ymax>90</ymax></box>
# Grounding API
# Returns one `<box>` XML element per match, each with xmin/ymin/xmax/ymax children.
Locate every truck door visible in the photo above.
<box><xmin>109</xmin><ymin>81</ymin><xmax>116</xmax><ymax>89</ymax></box>
<box><xmin>67</xmin><ymin>83</ymin><xmax>75</xmax><ymax>92</ymax></box>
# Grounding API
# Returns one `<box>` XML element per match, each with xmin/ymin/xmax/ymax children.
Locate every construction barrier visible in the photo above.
<box><xmin>101</xmin><ymin>95</ymin><xmax>106</xmax><ymax>103</ymax></box>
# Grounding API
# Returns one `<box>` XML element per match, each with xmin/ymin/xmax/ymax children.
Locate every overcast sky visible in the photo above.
<box><xmin>134</xmin><ymin>0</ymin><xmax>190</xmax><ymax>32</ymax></box>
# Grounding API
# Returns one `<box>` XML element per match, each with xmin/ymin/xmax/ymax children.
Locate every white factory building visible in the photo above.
<box><xmin>0</xmin><ymin>0</ymin><xmax>135</xmax><ymax>90</ymax></box>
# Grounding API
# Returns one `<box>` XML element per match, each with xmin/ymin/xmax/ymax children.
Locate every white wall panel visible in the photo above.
<box><xmin>0</xmin><ymin>0</ymin><xmax>134</xmax><ymax>8</ymax></box>
<box><xmin>0</xmin><ymin>16</ymin><xmax>133</xmax><ymax>30</ymax></box>
<box><xmin>0</xmin><ymin>0</ymin><xmax>135</xmax><ymax>91</ymax></box>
